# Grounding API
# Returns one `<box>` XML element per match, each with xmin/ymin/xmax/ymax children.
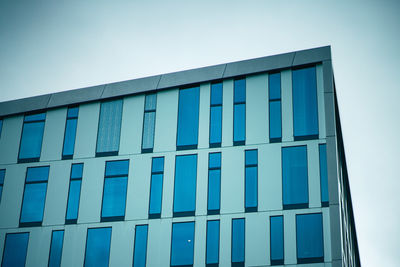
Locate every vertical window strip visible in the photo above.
<box><xmin>171</xmin><ymin>221</ymin><xmax>195</xmax><ymax>267</ymax></box>
<box><xmin>206</xmin><ymin>220</ymin><xmax>220</xmax><ymax>266</ymax></box>
<box><xmin>0</xmin><ymin>119</ymin><xmax>3</xmax><ymax>138</ymax></box>
<box><xmin>233</xmin><ymin>78</ymin><xmax>246</xmax><ymax>146</ymax></box>
<box><xmin>62</xmin><ymin>106</ymin><xmax>79</xmax><ymax>159</ymax></box>
<box><xmin>269</xmin><ymin>72</ymin><xmax>282</xmax><ymax>142</ymax></box>
<box><xmin>96</xmin><ymin>99</ymin><xmax>123</xmax><ymax>157</ymax></box>
<box><xmin>319</xmin><ymin>144</ymin><xmax>329</xmax><ymax>206</ymax></box>
<box><xmin>209</xmin><ymin>82</ymin><xmax>223</xmax><ymax>147</ymax></box>
<box><xmin>20</xmin><ymin>166</ymin><xmax>50</xmax><ymax>227</ymax></box>
<box><xmin>270</xmin><ymin>215</ymin><xmax>284</xmax><ymax>265</ymax></box>
<box><xmin>142</xmin><ymin>94</ymin><xmax>157</xmax><ymax>153</ymax></box>
<box><xmin>48</xmin><ymin>230</ymin><xmax>64</xmax><ymax>267</ymax></box>
<box><xmin>232</xmin><ymin>218</ymin><xmax>245</xmax><ymax>266</ymax></box>
<box><xmin>207</xmin><ymin>152</ymin><xmax>221</xmax><ymax>215</ymax></box>
<box><xmin>0</xmin><ymin>169</ymin><xmax>5</xmax><ymax>203</ymax></box>
<box><xmin>65</xmin><ymin>163</ymin><xmax>83</xmax><ymax>224</ymax></box>
<box><xmin>245</xmin><ymin>149</ymin><xmax>258</xmax><ymax>212</ymax></box>
<box><xmin>101</xmin><ymin>160</ymin><xmax>129</xmax><ymax>222</ymax></box>
<box><xmin>177</xmin><ymin>86</ymin><xmax>200</xmax><ymax>150</ymax></box>
<box><xmin>18</xmin><ymin>112</ymin><xmax>46</xmax><ymax>163</ymax></box>
<box><xmin>149</xmin><ymin>157</ymin><xmax>164</xmax><ymax>218</ymax></box>
<box><xmin>133</xmin><ymin>225</ymin><xmax>149</xmax><ymax>267</ymax></box>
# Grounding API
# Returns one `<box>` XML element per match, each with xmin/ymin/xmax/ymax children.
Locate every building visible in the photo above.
<box><xmin>0</xmin><ymin>46</ymin><xmax>360</xmax><ymax>267</ymax></box>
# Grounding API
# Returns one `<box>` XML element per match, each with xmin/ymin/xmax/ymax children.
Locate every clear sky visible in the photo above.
<box><xmin>1</xmin><ymin>0</ymin><xmax>399</xmax><ymax>266</ymax></box>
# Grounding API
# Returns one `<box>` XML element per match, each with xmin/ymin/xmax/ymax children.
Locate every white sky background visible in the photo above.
<box><xmin>0</xmin><ymin>0</ymin><xmax>399</xmax><ymax>265</ymax></box>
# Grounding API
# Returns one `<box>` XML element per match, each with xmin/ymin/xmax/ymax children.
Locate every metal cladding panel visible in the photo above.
<box><xmin>0</xmin><ymin>94</ymin><xmax>51</xmax><ymax>117</ymax></box>
<box><xmin>102</xmin><ymin>75</ymin><xmax>161</xmax><ymax>99</ymax></box>
<box><xmin>223</xmin><ymin>52</ymin><xmax>295</xmax><ymax>78</ymax></box>
<box><xmin>157</xmin><ymin>64</ymin><xmax>226</xmax><ymax>89</ymax></box>
<box><xmin>292</xmin><ymin>46</ymin><xmax>331</xmax><ymax>67</ymax></box>
<box><xmin>47</xmin><ymin>85</ymin><xmax>105</xmax><ymax>108</ymax></box>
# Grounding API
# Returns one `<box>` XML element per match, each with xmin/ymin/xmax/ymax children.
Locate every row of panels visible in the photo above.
<box><xmin>0</xmin><ymin>210</ymin><xmax>335</xmax><ymax>267</ymax></box>
<box><xmin>0</xmin><ymin>142</ymin><xmax>331</xmax><ymax>229</ymax></box>
<box><xmin>0</xmin><ymin>65</ymin><xmax>331</xmax><ymax>166</ymax></box>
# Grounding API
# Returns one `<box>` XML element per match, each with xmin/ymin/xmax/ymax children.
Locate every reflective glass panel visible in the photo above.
<box><xmin>102</xmin><ymin>177</ymin><xmax>127</xmax><ymax>218</ymax></box>
<box><xmin>173</xmin><ymin>155</ymin><xmax>197</xmax><ymax>215</ymax></box>
<box><xmin>270</xmin><ymin>216</ymin><xmax>284</xmax><ymax>263</ymax></box>
<box><xmin>133</xmin><ymin>225</ymin><xmax>148</xmax><ymax>267</ymax></box>
<box><xmin>177</xmin><ymin>87</ymin><xmax>200</xmax><ymax>149</ymax></box>
<box><xmin>206</xmin><ymin>220</ymin><xmax>220</xmax><ymax>264</ymax></box>
<box><xmin>19</xmin><ymin>120</ymin><xmax>45</xmax><ymax>160</ymax></box>
<box><xmin>48</xmin><ymin>230</ymin><xmax>64</xmax><ymax>267</ymax></box>
<box><xmin>1</xmin><ymin>233</ymin><xmax>29</xmax><ymax>267</ymax></box>
<box><xmin>233</xmin><ymin>104</ymin><xmax>245</xmax><ymax>143</ymax></box>
<box><xmin>232</xmin><ymin>218</ymin><xmax>245</xmax><ymax>263</ymax></box>
<box><xmin>84</xmin><ymin>228</ymin><xmax>112</xmax><ymax>267</ymax></box>
<box><xmin>171</xmin><ymin>222</ymin><xmax>195</xmax><ymax>266</ymax></box>
<box><xmin>296</xmin><ymin>213</ymin><xmax>324</xmax><ymax>263</ymax></box>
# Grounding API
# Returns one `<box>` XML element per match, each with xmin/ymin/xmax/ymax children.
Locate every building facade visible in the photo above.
<box><xmin>0</xmin><ymin>46</ymin><xmax>360</xmax><ymax>267</ymax></box>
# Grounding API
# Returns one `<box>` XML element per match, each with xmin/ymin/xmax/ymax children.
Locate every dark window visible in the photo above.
<box><xmin>177</xmin><ymin>87</ymin><xmax>200</xmax><ymax>150</ymax></box>
<box><xmin>233</xmin><ymin>79</ymin><xmax>246</xmax><ymax>146</ymax></box>
<box><xmin>232</xmin><ymin>218</ymin><xmax>245</xmax><ymax>266</ymax></box>
<box><xmin>133</xmin><ymin>225</ymin><xmax>148</xmax><ymax>267</ymax></box>
<box><xmin>210</xmin><ymin>82</ymin><xmax>222</xmax><ymax>147</ymax></box>
<box><xmin>245</xmin><ymin>150</ymin><xmax>258</xmax><ymax>212</ymax></box>
<box><xmin>62</xmin><ymin>106</ymin><xmax>79</xmax><ymax>159</ymax></box>
<box><xmin>65</xmin><ymin>163</ymin><xmax>83</xmax><ymax>224</ymax></box>
<box><xmin>0</xmin><ymin>119</ymin><xmax>3</xmax><ymax>138</ymax></box>
<box><xmin>48</xmin><ymin>230</ymin><xmax>64</xmax><ymax>267</ymax></box>
<box><xmin>319</xmin><ymin>144</ymin><xmax>329</xmax><ymax>206</ymax></box>
<box><xmin>20</xmin><ymin>166</ymin><xmax>49</xmax><ymax>227</ymax></box>
<box><xmin>173</xmin><ymin>154</ymin><xmax>197</xmax><ymax>217</ymax></box>
<box><xmin>101</xmin><ymin>160</ymin><xmax>129</xmax><ymax>222</ymax></box>
<box><xmin>207</xmin><ymin>152</ymin><xmax>221</xmax><ymax>215</ymax></box>
<box><xmin>292</xmin><ymin>66</ymin><xmax>318</xmax><ymax>140</ymax></box>
<box><xmin>1</xmin><ymin>232</ymin><xmax>29</xmax><ymax>267</ymax></box>
<box><xmin>170</xmin><ymin>222</ymin><xmax>195</xmax><ymax>267</ymax></box>
<box><xmin>142</xmin><ymin>94</ymin><xmax>157</xmax><ymax>153</ymax></box>
<box><xmin>282</xmin><ymin>146</ymin><xmax>309</xmax><ymax>209</ymax></box>
<box><xmin>84</xmin><ymin>227</ymin><xmax>112</xmax><ymax>267</ymax></box>
<box><xmin>96</xmin><ymin>99</ymin><xmax>123</xmax><ymax>157</ymax></box>
<box><xmin>270</xmin><ymin>216</ymin><xmax>284</xmax><ymax>265</ymax></box>
<box><xmin>296</xmin><ymin>213</ymin><xmax>324</xmax><ymax>263</ymax></box>
<box><xmin>0</xmin><ymin>169</ymin><xmax>5</xmax><ymax>203</ymax></box>
<box><xmin>269</xmin><ymin>73</ymin><xmax>282</xmax><ymax>142</ymax></box>
<box><xmin>206</xmin><ymin>220</ymin><xmax>220</xmax><ymax>266</ymax></box>
<box><xmin>18</xmin><ymin>112</ymin><xmax>46</xmax><ymax>163</ymax></box>
<box><xmin>149</xmin><ymin>157</ymin><xmax>164</xmax><ymax>219</ymax></box>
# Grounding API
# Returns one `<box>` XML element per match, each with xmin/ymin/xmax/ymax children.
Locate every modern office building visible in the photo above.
<box><xmin>0</xmin><ymin>46</ymin><xmax>360</xmax><ymax>267</ymax></box>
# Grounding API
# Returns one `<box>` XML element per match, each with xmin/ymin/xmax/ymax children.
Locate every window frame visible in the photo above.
<box><xmin>231</xmin><ymin>218</ymin><xmax>245</xmax><ymax>266</ymax></box>
<box><xmin>268</xmin><ymin>72</ymin><xmax>282</xmax><ymax>143</ymax></box>
<box><xmin>62</xmin><ymin>106</ymin><xmax>79</xmax><ymax>160</ymax></box>
<box><xmin>100</xmin><ymin>160</ymin><xmax>129</xmax><ymax>222</ymax></box>
<box><xmin>19</xmin><ymin>165</ymin><xmax>50</xmax><ymax>227</ymax></box>
<box><xmin>142</xmin><ymin>93</ymin><xmax>157</xmax><ymax>153</ymax></box>
<box><xmin>65</xmin><ymin>163</ymin><xmax>84</xmax><ymax>224</ymax></box>
<box><xmin>48</xmin><ymin>229</ymin><xmax>65</xmax><ymax>267</ymax></box>
<box><xmin>132</xmin><ymin>224</ymin><xmax>149</xmax><ymax>267</ymax></box>
<box><xmin>209</xmin><ymin>81</ymin><xmax>223</xmax><ymax>148</ymax></box>
<box><xmin>207</xmin><ymin>152</ymin><xmax>221</xmax><ymax>215</ymax></box>
<box><xmin>319</xmin><ymin>143</ymin><xmax>329</xmax><ymax>207</ymax></box>
<box><xmin>233</xmin><ymin>78</ymin><xmax>246</xmax><ymax>146</ymax></box>
<box><xmin>18</xmin><ymin>111</ymin><xmax>46</xmax><ymax>163</ymax></box>
<box><xmin>270</xmin><ymin>215</ymin><xmax>284</xmax><ymax>265</ymax></box>
<box><xmin>245</xmin><ymin>149</ymin><xmax>258</xmax><ymax>212</ymax></box>
<box><xmin>206</xmin><ymin>219</ymin><xmax>220</xmax><ymax>267</ymax></box>
<box><xmin>148</xmin><ymin>157</ymin><xmax>165</xmax><ymax>219</ymax></box>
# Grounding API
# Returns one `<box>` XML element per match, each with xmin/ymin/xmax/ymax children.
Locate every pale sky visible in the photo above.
<box><xmin>1</xmin><ymin>0</ymin><xmax>399</xmax><ymax>266</ymax></box>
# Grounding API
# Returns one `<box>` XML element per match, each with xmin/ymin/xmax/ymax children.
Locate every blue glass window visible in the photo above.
<box><xmin>233</xmin><ymin>79</ymin><xmax>246</xmax><ymax>146</ymax></box>
<box><xmin>319</xmin><ymin>144</ymin><xmax>329</xmax><ymax>206</ymax></box>
<box><xmin>18</xmin><ymin>112</ymin><xmax>46</xmax><ymax>163</ymax></box>
<box><xmin>210</xmin><ymin>82</ymin><xmax>222</xmax><ymax>147</ymax></box>
<box><xmin>270</xmin><ymin>216</ymin><xmax>284</xmax><ymax>265</ymax></box>
<box><xmin>149</xmin><ymin>157</ymin><xmax>164</xmax><ymax>218</ymax></box>
<box><xmin>20</xmin><ymin>166</ymin><xmax>49</xmax><ymax>226</ymax></box>
<box><xmin>0</xmin><ymin>119</ymin><xmax>3</xmax><ymax>138</ymax></box>
<box><xmin>1</xmin><ymin>232</ymin><xmax>29</xmax><ymax>267</ymax></box>
<box><xmin>0</xmin><ymin>169</ymin><xmax>5</xmax><ymax>203</ymax></box>
<box><xmin>133</xmin><ymin>225</ymin><xmax>148</xmax><ymax>267</ymax></box>
<box><xmin>48</xmin><ymin>230</ymin><xmax>64</xmax><ymax>267</ymax></box>
<box><xmin>206</xmin><ymin>220</ymin><xmax>220</xmax><ymax>266</ymax></box>
<box><xmin>173</xmin><ymin>154</ymin><xmax>197</xmax><ymax>217</ymax></box>
<box><xmin>171</xmin><ymin>222</ymin><xmax>195</xmax><ymax>266</ymax></box>
<box><xmin>84</xmin><ymin>227</ymin><xmax>112</xmax><ymax>267</ymax></box>
<box><xmin>208</xmin><ymin>152</ymin><xmax>221</xmax><ymax>215</ymax></box>
<box><xmin>245</xmin><ymin>150</ymin><xmax>258</xmax><ymax>212</ymax></box>
<box><xmin>292</xmin><ymin>66</ymin><xmax>318</xmax><ymax>140</ymax></box>
<box><xmin>269</xmin><ymin>73</ymin><xmax>282</xmax><ymax>142</ymax></box>
<box><xmin>296</xmin><ymin>213</ymin><xmax>324</xmax><ymax>263</ymax></box>
<box><xmin>142</xmin><ymin>94</ymin><xmax>157</xmax><ymax>153</ymax></box>
<box><xmin>232</xmin><ymin>218</ymin><xmax>245</xmax><ymax>265</ymax></box>
<box><xmin>177</xmin><ymin>87</ymin><xmax>200</xmax><ymax>150</ymax></box>
<box><xmin>62</xmin><ymin>106</ymin><xmax>79</xmax><ymax>159</ymax></box>
<box><xmin>282</xmin><ymin>146</ymin><xmax>309</xmax><ymax>209</ymax></box>
<box><xmin>101</xmin><ymin>160</ymin><xmax>129</xmax><ymax>221</ymax></box>
<box><xmin>65</xmin><ymin>163</ymin><xmax>83</xmax><ymax>224</ymax></box>
<box><xmin>96</xmin><ymin>99</ymin><xmax>123</xmax><ymax>157</ymax></box>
